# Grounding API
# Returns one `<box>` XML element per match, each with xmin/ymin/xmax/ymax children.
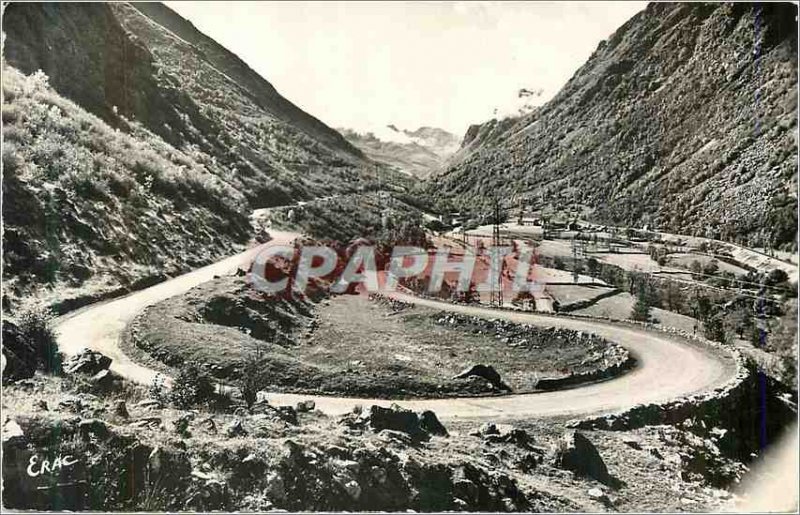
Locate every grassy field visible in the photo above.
<box><xmin>124</xmin><ymin>279</ymin><xmax>621</xmax><ymax>398</ymax></box>
<box><xmin>573</xmin><ymin>292</ymin><xmax>699</xmax><ymax>333</ymax></box>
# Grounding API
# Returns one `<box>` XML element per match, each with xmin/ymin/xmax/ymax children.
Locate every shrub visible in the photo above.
<box><xmin>170</xmin><ymin>362</ymin><xmax>215</xmax><ymax>409</ymax></box>
<box><xmin>17</xmin><ymin>306</ymin><xmax>61</xmax><ymax>373</ymax></box>
<box><xmin>149</xmin><ymin>373</ymin><xmax>170</xmax><ymax>405</ymax></box>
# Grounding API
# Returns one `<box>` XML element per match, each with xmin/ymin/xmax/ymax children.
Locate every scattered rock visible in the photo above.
<box><xmin>471</xmin><ymin>422</ymin><xmax>500</xmax><ymax>437</ymax></box>
<box><xmin>587</xmin><ymin>487</ymin><xmax>605</xmax><ymax>500</ymax></box>
<box><xmin>453</xmin><ymin>364</ymin><xmax>511</xmax><ymax>392</ymax></box>
<box><xmin>201</xmin><ymin>417</ymin><xmax>217</xmax><ymax>433</ymax></box>
<box><xmin>274</xmin><ymin>405</ymin><xmax>298</xmax><ymax>425</ymax></box>
<box><xmin>91</xmin><ymin>368</ymin><xmax>115</xmax><ymax>388</ymax></box>
<box><xmin>378</xmin><ymin>429</ymin><xmax>414</xmax><ymax>446</ymax></box>
<box><xmin>2</xmin><ymin>418</ymin><xmax>25</xmax><ymax>445</ymax></box>
<box><xmin>296</xmin><ymin>399</ymin><xmax>316</xmax><ymax>412</ymax></box>
<box><xmin>173</xmin><ymin>413</ymin><xmax>193</xmax><ymax>435</ymax></box>
<box><xmin>129</xmin><ymin>417</ymin><xmax>161</xmax><ymax>429</ymax></box>
<box><xmin>62</xmin><ymin>348</ymin><xmax>112</xmax><ymax>375</ymax></box>
<box><xmin>35</xmin><ymin>400</ymin><xmax>48</xmax><ymax>411</ymax></box>
<box><xmin>622</xmin><ymin>436</ymin><xmax>642</xmax><ymax>450</ymax></box>
<box><xmin>226</xmin><ymin>419</ymin><xmax>247</xmax><ymax>437</ymax></box>
<box><xmin>113</xmin><ymin>400</ymin><xmax>129</xmax><ymax>419</ymax></box>
<box><xmin>552</xmin><ymin>430</ymin><xmax>612</xmax><ymax>485</ymax></box>
<box><xmin>134</xmin><ymin>399</ymin><xmax>163</xmax><ymax>410</ymax></box>
<box><xmin>78</xmin><ymin>418</ymin><xmax>109</xmax><ymax>438</ymax></box>
<box><xmin>490</xmin><ymin>428</ymin><xmax>535</xmax><ymax>449</ymax></box>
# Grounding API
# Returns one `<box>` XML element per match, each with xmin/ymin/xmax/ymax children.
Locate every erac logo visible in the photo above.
<box><xmin>27</xmin><ymin>453</ymin><xmax>79</xmax><ymax>477</ymax></box>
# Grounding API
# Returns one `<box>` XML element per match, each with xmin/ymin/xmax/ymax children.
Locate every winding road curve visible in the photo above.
<box><xmin>55</xmin><ymin>231</ymin><xmax>738</xmax><ymax>421</ymax></box>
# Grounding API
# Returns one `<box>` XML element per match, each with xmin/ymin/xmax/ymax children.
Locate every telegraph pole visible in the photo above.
<box><xmin>490</xmin><ymin>197</ymin><xmax>504</xmax><ymax>308</ymax></box>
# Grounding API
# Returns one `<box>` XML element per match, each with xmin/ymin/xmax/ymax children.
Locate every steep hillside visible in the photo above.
<box><xmin>340</xmin><ymin>125</ymin><xmax>460</xmax><ymax>178</ymax></box>
<box><xmin>433</xmin><ymin>3</ymin><xmax>798</xmax><ymax>250</ymax></box>
<box><xmin>3</xmin><ymin>2</ymin><xmax>377</xmax><ymax>208</ymax></box>
<box><xmin>1</xmin><ymin>66</ymin><xmax>250</xmax><ymax>311</ymax></box>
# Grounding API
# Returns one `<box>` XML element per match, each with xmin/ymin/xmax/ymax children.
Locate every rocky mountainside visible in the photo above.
<box><xmin>3</xmin><ymin>2</ymin><xmax>381</xmax><ymax>208</ymax></box>
<box><xmin>340</xmin><ymin>125</ymin><xmax>460</xmax><ymax>178</ymax></box>
<box><xmin>433</xmin><ymin>3</ymin><xmax>798</xmax><ymax>251</ymax></box>
<box><xmin>1</xmin><ymin>2</ymin><xmax>409</xmax><ymax>310</ymax></box>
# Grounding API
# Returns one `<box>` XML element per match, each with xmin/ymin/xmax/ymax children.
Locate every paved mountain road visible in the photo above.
<box><xmin>55</xmin><ymin>230</ymin><xmax>299</xmax><ymax>386</ymax></box>
<box><xmin>55</xmin><ymin>232</ymin><xmax>738</xmax><ymax>421</ymax></box>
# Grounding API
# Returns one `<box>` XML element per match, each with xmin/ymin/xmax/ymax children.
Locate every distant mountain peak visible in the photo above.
<box><xmin>339</xmin><ymin>125</ymin><xmax>461</xmax><ymax>178</ymax></box>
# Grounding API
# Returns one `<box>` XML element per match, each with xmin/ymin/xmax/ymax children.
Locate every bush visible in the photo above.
<box><xmin>170</xmin><ymin>362</ymin><xmax>215</xmax><ymax>409</ymax></box>
<box><xmin>149</xmin><ymin>373</ymin><xmax>170</xmax><ymax>405</ymax></box>
<box><xmin>18</xmin><ymin>306</ymin><xmax>61</xmax><ymax>373</ymax></box>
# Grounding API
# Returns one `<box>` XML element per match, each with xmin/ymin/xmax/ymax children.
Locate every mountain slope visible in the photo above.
<box><xmin>1</xmin><ymin>66</ymin><xmax>250</xmax><ymax>311</ymax></box>
<box><xmin>339</xmin><ymin>125</ymin><xmax>460</xmax><ymax>178</ymax></box>
<box><xmin>3</xmin><ymin>2</ymin><xmax>376</xmax><ymax>209</ymax></box>
<box><xmin>433</xmin><ymin>2</ymin><xmax>797</xmax><ymax>250</ymax></box>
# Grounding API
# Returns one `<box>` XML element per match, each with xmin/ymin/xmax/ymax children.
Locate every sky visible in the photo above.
<box><xmin>166</xmin><ymin>1</ymin><xmax>646</xmax><ymax>137</ymax></box>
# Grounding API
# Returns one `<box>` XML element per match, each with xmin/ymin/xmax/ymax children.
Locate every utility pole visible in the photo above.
<box><xmin>490</xmin><ymin>197</ymin><xmax>504</xmax><ymax>308</ymax></box>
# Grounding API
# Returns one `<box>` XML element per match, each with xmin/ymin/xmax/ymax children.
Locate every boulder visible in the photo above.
<box><xmin>1</xmin><ymin>320</ymin><xmax>37</xmax><ymax>384</ymax></box>
<box><xmin>366</xmin><ymin>404</ymin><xmax>425</xmax><ymax>440</ymax></box>
<box><xmin>62</xmin><ymin>349</ymin><xmax>112</xmax><ymax>375</ymax></box>
<box><xmin>419</xmin><ymin>410</ymin><xmax>448</xmax><ymax>436</ymax></box>
<box><xmin>552</xmin><ymin>431</ymin><xmax>612</xmax><ymax>485</ymax></box>
<box><xmin>342</xmin><ymin>404</ymin><xmax>448</xmax><ymax>443</ymax></box>
<box><xmin>453</xmin><ymin>364</ymin><xmax>511</xmax><ymax>392</ymax></box>
<box><xmin>91</xmin><ymin>369</ymin><xmax>115</xmax><ymax>388</ymax></box>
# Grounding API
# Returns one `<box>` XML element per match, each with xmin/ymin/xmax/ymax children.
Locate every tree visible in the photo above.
<box><xmin>765</xmin><ymin>268</ymin><xmax>789</xmax><ymax>286</ymax></box>
<box><xmin>724</xmin><ymin>301</ymin><xmax>753</xmax><ymax>340</ymax></box>
<box><xmin>702</xmin><ymin>260</ymin><xmax>719</xmax><ymax>277</ymax></box>
<box><xmin>689</xmin><ymin>293</ymin><xmax>713</xmax><ymax>322</ymax></box>
<box><xmin>663</xmin><ymin>281</ymin><xmax>685</xmax><ymax>313</ymax></box>
<box><xmin>586</xmin><ymin>257</ymin><xmax>599</xmax><ymax>283</ymax></box>
<box><xmin>630</xmin><ymin>290</ymin><xmax>652</xmax><ymax>322</ymax></box>
<box><xmin>703</xmin><ymin>313</ymin><xmax>726</xmax><ymax>343</ymax></box>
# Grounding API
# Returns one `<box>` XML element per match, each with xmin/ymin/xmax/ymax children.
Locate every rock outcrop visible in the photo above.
<box><xmin>1</xmin><ymin>320</ymin><xmax>37</xmax><ymax>384</ymax></box>
<box><xmin>62</xmin><ymin>349</ymin><xmax>112</xmax><ymax>375</ymax></box>
<box><xmin>552</xmin><ymin>431</ymin><xmax>613</xmax><ymax>486</ymax></box>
